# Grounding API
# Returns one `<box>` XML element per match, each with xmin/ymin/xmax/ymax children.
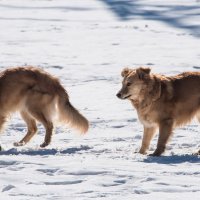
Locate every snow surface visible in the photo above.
<box><xmin>0</xmin><ymin>0</ymin><xmax>200</xmax><ymax>199</ymax></box>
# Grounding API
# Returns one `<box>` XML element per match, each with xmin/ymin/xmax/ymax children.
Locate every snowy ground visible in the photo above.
<box><xmin>0</xmin><ymin>0</ymin><xmax>200</xmax><ymax>199</ymax></box>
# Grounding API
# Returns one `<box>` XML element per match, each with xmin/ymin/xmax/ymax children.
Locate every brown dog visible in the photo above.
<box><xmin>0</xmin><ymin>67</ymin><xmax>89</xmax><ymax>149</ymax></box>
<box><xmin>117</xmin><ymin>67</ymin><xmax>200</xmax><ymax>156</ymax></box>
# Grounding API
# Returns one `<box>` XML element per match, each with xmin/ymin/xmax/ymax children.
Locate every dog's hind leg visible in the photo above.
<box><xmin>196</xmin><ymin>112</ymin><xmax>200</xmax><ymax>123</ymax></box>
<box><xmin>27</xmin><ymin>108</ymin><xmax>54</xmax><ymax>148</ymax></box>
<box><xmin>24</xmin><ymin>91</ymin><xmax>55</xmax><ymax>148</ymax></box>
<box><xmin>13</xmin><ymin>111</ymin><xmax>37</xmax><ymax>147</ymax></box>
<box><xmin>0</xmin><ymin>115</ymin><xmax>7</xmax><ymax>151</ymax></box>
<box><xmin>139</xmin><ymin>126</ymin><xmax>157</xmax><ymax>154</ymax></box>
<box><xmin>0</xmin><ymin>115</ymin><xmax>7</xmax><ymax>131</ymax></box>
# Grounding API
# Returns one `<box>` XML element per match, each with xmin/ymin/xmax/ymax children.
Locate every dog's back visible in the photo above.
<box><xmin>168</xmin><ymin>72</ymin><xmax>200</xmax><ymax>126</ymax></box>
<box><xmin>0</xmin><ymin>67</ymin><xmax>60</xmax><ymax>113</ymax></box>
<box><xmin>172</xmin><ymin>72</ymin><xmax>200</xmax><ymax>100</ymax></box>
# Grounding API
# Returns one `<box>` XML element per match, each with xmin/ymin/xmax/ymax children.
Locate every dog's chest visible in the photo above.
<box><xmin>131</xmin><ymin>100</ymin><xmax>158</xmax><ymax>127</ymax></box>
<box><xmin>137</xmin><ymin>111</ymin><xmax>157</xmax><ymax>128</ymax></box>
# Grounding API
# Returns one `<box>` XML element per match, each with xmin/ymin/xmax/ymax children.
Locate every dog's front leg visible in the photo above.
<box><xmin>139</xmin><ymin>126</ymin><xmax>157</xmax><ymax>154</ymax></box>
<box><xmin>150</xmin><ymin>119</ymin><xmax>173</xmax><ymax>156</ymax></box>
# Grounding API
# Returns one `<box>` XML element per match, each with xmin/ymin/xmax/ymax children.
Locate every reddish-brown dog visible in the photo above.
<box><xmin>117</xmin><ymin>67</ymin><xmax>200</xmax><ymax>156</ymax></box>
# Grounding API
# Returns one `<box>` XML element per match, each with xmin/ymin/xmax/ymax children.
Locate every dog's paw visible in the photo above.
<box><xmin>149</xmin><ymin>153</ymin><xmax>159</xmax><ymax>157</ymax></box>
<box><xmin>192</xmin><ymin>150</ymin><xmax>200</xmax><ymax>156</ymax></box>
<box><xmin>139</xmin><ymin>148</ymin><xmax>147</xmax><ymax>155</ymax></box>
<box><xmin>149</xmin><ymin>151</ymin><xmax>162</xmax><ymax>157</ymax></box>
<box><xmin>149</xmin><ymin>147</ymin><xmax>165</xmax><ymax>156</ymax></box>
<box><xmin>40</xmin><ymin>142</ymin><xmax>49</xmax><ymax>148</ymax></box>
<box><xmin>13</xmin><ymin>141</ymin><xmax>25</xmax><ymax>147</ymax></box>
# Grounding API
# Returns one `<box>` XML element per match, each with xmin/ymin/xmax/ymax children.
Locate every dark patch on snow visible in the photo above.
<box><xmin>111</xmin><ymin>125</ymin><xmax>125</xmax><ymax>128</ymax></box>
<box><xmin>44</xmin><ymin>180</ymin><xmax>83</xmax><ymax>185</ymax></box>
<box><xmin>146</xmin><ymin>63</ymin><xmax>154</xmax><ymax>66</ymax></box>
<box><xmin>0</xmin><ymin>145</ymin><xmax>92</xmax><ymax>156</ymax></box>
<box><xmin>99</xmin><ymin>0</ymin><xmax>200</xmax><ymax>37</ymax></box>
<box><xmin>69</xmin><ymin>170</ymin><xmax>107</xmax><ymax>176</ymax></box>
<box><xmin>193</xmin><ymin>66</ymin><xmax>200</xmax><ymax>69</ymax></box>
<box><xmin>143</xmin><ymin>154</ymin><xmax>200</xmax><ymax>164</ymax></box>
<box><xmin>0</xmin><ymin>160</ymin><xmax>18</xmax><ymax>167</ymax></box>
<box><xmin>2</xmin><ymin>185</ymin><xmax>15</xmax><ymax>192</ymax></box>
<box><xmin>51</xmin><ymin>65</ymin><xmax>63</xmax><ymax>69</ymax></box>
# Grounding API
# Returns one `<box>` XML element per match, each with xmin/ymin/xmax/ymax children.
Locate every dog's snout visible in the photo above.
<box><xmin>116</xmin><ymin>92</ymin><xmax>122</xmax><ymax>98</ymax></box>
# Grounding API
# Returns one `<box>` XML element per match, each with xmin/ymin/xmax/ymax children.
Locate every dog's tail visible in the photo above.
<box><xmin>56</xmin><ymin>84</ymin><xmax>89</xmax><ymax>134</ymax></box>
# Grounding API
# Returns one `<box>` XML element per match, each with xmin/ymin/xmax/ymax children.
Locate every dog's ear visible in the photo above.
<box><xmin>136</xmin><ymin>67</ymin><xmax>151</xmax><ymax>80</ymax></box>
<box><xmin>121</xmin><ymin>67</ymin><xmax>131</xmax><ymax>77</ymax></box>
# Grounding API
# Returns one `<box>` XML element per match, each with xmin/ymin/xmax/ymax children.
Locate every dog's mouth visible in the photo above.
<box><xmin>123</xmin><ymin>95</ymin><xmax>131</xmax><ymax>99</ymax></box>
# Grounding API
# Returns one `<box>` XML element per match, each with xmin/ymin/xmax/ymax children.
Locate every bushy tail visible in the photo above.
<box><xmin>57</xmin><ymin>86</ymin><xmax>89</xmax><ymax>134</ymax></box>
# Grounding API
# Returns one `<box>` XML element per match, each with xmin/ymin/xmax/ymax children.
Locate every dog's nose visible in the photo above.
<box><xmin>116</xmin><ymin>93</ymin><xmax>122</xmax><ymax>98</ymax></box>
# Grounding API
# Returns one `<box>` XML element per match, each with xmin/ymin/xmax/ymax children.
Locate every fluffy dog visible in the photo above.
<box><xmin>0</xmin><ymin>67</ymin><xmax>89</xmax><ymax>149</ymax></box>
<box><xmin>117</xmin><ymin>67</ymin><xmax>200</xmax><ymax>156</ymax></box>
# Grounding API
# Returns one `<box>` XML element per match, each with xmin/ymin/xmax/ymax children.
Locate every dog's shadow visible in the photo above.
<box><xmin>0</xmin><ymin>145</ymin><xmax>92</xmax><ymax>156</ymax></box>
<box><xmin>143</xmin><ymin>154</ymin><xmax>200</xmax><ymax>164</ymax></box>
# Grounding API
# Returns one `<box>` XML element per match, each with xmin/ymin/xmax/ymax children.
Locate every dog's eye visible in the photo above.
<box><xmin>127</xmin><ymin>82</ymin><xmax>132</xmax><ymax>86</ymax></box>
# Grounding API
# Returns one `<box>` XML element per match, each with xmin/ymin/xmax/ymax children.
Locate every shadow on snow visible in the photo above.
<box><xmin>99</xmin><ymin>0</ymin><xmax>200</xmax><ymax>36</ymax></box>
<box><xmin>0</xmin><ymin>145</ymin><xmax>92</xmax><ymax>156</ymax></box>
<box><xmin>1</xmin><ymin>0</ymin><xmax>199</xmax><ymax>36</ymax></box>
<box><xmin>143</xmin><ymin>154</ymin><xmax>200</xmax><ymax>164</ymax></box>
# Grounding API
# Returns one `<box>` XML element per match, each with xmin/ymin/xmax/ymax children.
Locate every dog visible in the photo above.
<box><xmin>0</xmin><ymin>67</ymin><xmax>89</xmax><ymax>150</ymax></box>
<box><xmin>117</xmin><ymin>67</ymin><xmax>200</xmax><ymax>156</ymax></box>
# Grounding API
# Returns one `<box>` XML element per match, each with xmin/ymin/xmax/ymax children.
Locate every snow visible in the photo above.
<box><xmin>0</xmin><ymin>0</ymin><xmax>200</xmax><ymax>199</ymax></box>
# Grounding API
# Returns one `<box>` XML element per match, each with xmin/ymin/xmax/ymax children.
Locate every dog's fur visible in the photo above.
<box><xmin>117</xmin><ymin>67</ymin><xmax>200</xmax><ymax>156</ymax></box>
<box><xmin>0</xmin><ymin>67</ymin><xmax>89</xmax><ymax>149</ymax></box>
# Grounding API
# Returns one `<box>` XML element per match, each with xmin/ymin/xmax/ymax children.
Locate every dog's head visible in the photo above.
<box><xmin>116</xmin><ymin>67</ymin><xmax>151</xmax><ymax>100</ymax></box>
